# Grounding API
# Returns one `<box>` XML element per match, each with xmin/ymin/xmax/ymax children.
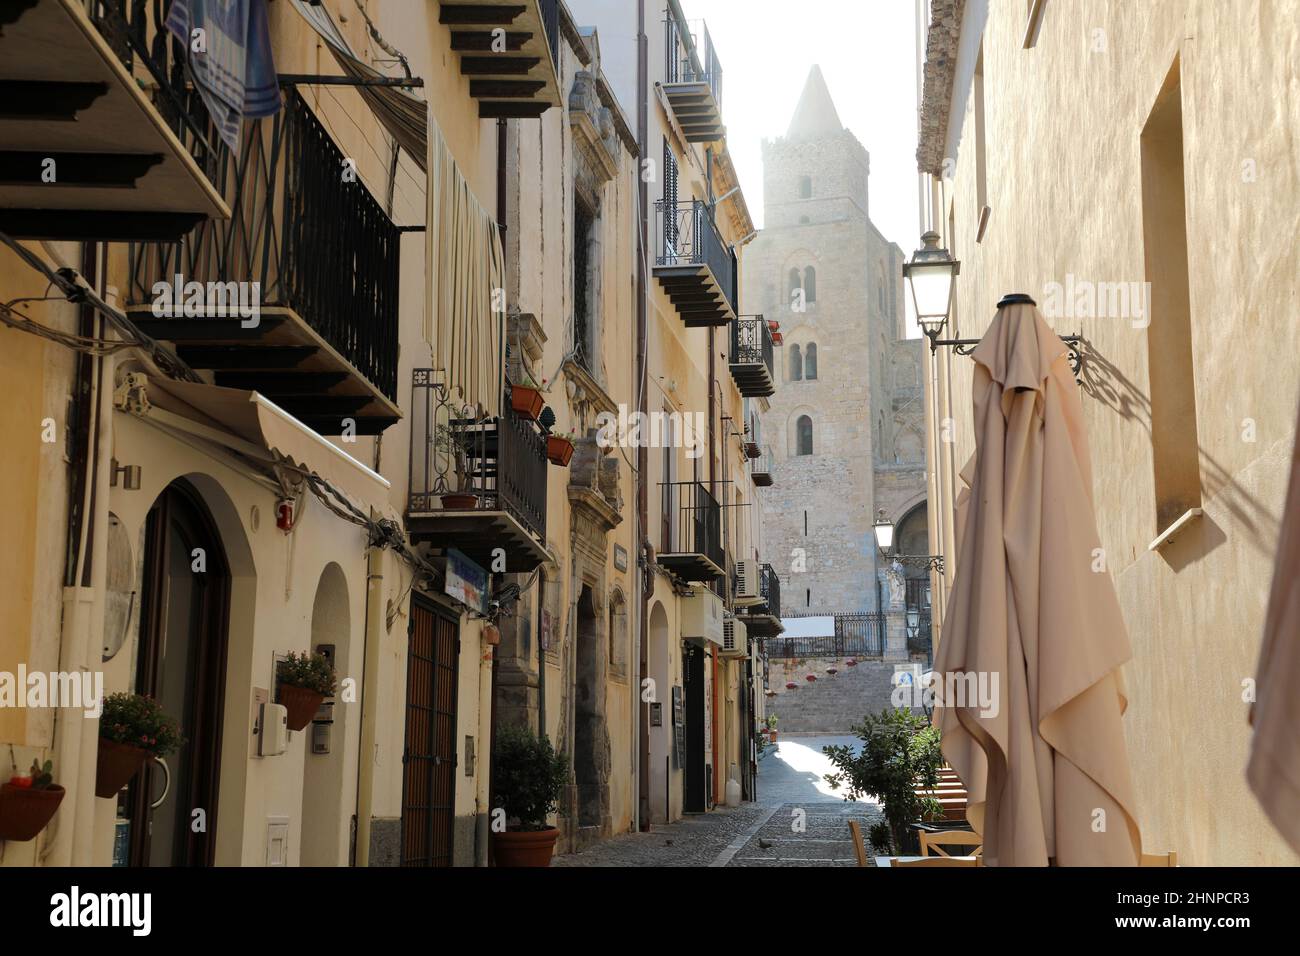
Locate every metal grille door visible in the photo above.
<box><xmin>401</xmin><ymin>597</ymin><xmax>459</xmax><ymax>866</ymax></box>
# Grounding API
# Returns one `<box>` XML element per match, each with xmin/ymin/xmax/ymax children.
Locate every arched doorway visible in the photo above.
<box><xmin>127</xmin><ymin>479</ymin><xmax>231</xmax><ymax>867</ymax></box>
<box><xmin>301</xmin><ymin>562</ymin><xmax>350</xmax><ymax>865</ymax></box>
<box><xmin>894</xmin><ymin>502</ymin><xmax>932</xmax><ymax>654</ymax></box>
<box><xmin>645</xmin><ymin>601</ymin><xmax>671</xmax><ymax>824</ymax></box>
<box><xmin>574</xmin><ymin>585</ymin><xmax>609</xmax><ymax>834</ymax></box>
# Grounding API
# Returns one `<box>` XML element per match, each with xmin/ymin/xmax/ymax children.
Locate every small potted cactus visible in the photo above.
<box><xmin>96</xmin><ymin>693</ymin><xmax>183</xmax><ymax>798</ymax></box>
<box><xmin>276</xmin><ymin>651</ymin><xmax>337</xmax><ymax>732</ymax></box>
<box><xmin>0</xmin><ymin>757</ymin><xmax>65</xmax><ymax>841</ymax></box>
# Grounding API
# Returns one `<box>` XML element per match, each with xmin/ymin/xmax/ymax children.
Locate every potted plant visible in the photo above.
<box><xmin>490</xmin><ymin>724</ymin><xmax>569</xmax><ymax>867</ymax></box>
<box><xmin>766</xmin><ymin>713</ymin><xmax>778</xmax><ymax>743</ymax></box>
<box><xmin>509</xmin><ymin>374</ymin><xmax>546</xmax><ymax>421</ymax></box>
<box><xmin>0</xmin><ymin>758</ymin><xmax>65</xmax><ymax>841</ymax></box>
<box><xmin>276</xmin><ymin>651</ymin><xmax>337</xmax><ymax>732</ymax></box>
<box><xmin>546</xmin><ymin>428</ymin><xmax>577</xmax><ymax>466</ymax></box>
<box><xmin>822</xmin><ymin>707</ymin><xmax>945</xmax><ymax>855</ymax></box>
<box><xmin>434</xmin><ymin>424</ymin><xmax>478</xmax><ymax>510</ymax></box>
<box><xmin>96</xmin><ymin>693</ymin><xmax>183</xmax><ymax>798</ymax></box>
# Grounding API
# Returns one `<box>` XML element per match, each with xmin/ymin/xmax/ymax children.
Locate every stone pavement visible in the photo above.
<box><xmin>553</xmin><ymin>735</ymin><xmax>884</xmax><ymax>866</ymax></box>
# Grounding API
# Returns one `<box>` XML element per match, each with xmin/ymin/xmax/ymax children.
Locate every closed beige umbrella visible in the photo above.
<box><xmin>934</xmin><ymin>296</ymin><xmax>1142</xmax><ymax>866</ymax></box>
<box><xmin>1247</xmin><ymin>399</ymin><xmax>1300</xmax><ymax>855</ymax></box>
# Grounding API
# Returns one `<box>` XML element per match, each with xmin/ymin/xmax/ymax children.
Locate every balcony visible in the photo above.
<box><xmin>654</xmin><ymin>199</ymin><xmax>737</xmax><ymax>327</ymax></box>
<box><xmin>728</xmin><ymin>315</ymin><xmax>775</xmax><ymax>397</ymax></box>
<box><xmin>661</xmin><ymin>15</ymin><xmax>723</xmax><ymax>143</ymax></box>
<box><xmin>438</xmin><ymin>0</ymin><xmax>562</xmax><ymax>118</ymax></box>
<box><xmin>408</xmin><ymin>372</ymin><xmax>549</xmax><ymax>573</ymax></box>
<box><xmin>0</xmin><ymin>0</ymin><xmax>228</xmax><ymax>240</ymax></box>
<box><xmin>125</xmin><ymin>88</ymin><xmax>401</xmax><ymax>436</ymax></box>
<box><xmin>751</xmin><ymin>444</ymin><xmax>774</xmax><ymax>488</ymax></box>
<box><xmin>740</xmin><ymin>563</ymin><xmax>783</xmax><ymax>638</ymax></box>
<box><xmin>657</xmin><ymin>481</ymin><xmax>724</xmax><ymax>582</ymax></box>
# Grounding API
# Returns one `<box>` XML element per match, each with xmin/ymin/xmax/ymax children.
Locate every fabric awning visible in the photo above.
<box><xmin>290</xmin><ymin>0</ymin><xmax>427</xmax><ymax>169</ymax></box>
<box><xmin>135</xmin><ymin>375</ymin><xmax>391</xmax><ymax>511</ymax></box>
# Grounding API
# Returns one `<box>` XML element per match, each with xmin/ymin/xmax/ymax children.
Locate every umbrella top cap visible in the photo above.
<box><xmin>997</xmin><ymin>292</ymin><xmax>1037</xmax><ymax>309</ymax></box>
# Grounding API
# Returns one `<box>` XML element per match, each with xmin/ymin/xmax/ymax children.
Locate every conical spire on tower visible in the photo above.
<box><xmin>785</xmin><ymin>64</ymin><xmax>844</xmax><ymax>140</ymax></box>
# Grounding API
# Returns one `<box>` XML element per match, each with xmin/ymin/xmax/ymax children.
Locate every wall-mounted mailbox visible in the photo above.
<box><xmin>258</xmin><ymin>703</ymin><xmax>289</xmax><ymax>756</ymax></box>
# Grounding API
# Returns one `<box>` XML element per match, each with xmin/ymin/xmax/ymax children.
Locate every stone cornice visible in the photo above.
<box><xmin>916</xmin><ymin>0</ymin><xmax>966</xmax><ymax>176</ymax></box>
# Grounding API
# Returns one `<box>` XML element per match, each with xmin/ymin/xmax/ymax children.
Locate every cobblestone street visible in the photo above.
<box><xmin>554</xmin><ymin>735</ymin><xmax>883</xmax><ymax>867</ymax></box>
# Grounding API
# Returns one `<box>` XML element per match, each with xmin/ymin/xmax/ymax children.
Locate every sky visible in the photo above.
<box><xmin>678</xmin><ymin>0</ymin><xmax>923</xmax><ymax>256</ymax></box>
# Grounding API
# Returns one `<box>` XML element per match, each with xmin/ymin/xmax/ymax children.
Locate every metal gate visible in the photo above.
<box><xmin>401</xmin><ymin>596</ymin><xmax>459</xmax><ymax>867</ymax></box>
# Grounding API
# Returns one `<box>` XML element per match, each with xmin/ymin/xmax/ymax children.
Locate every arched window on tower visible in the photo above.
<box><xmin>805</xmin><ymin>343</ymin><xmax>818</xmax><ymax>380</ymax></box>
<box><xmin>796</xmin><ymin>415</ymin><xmax>814</xmax><ymax>456</ymax></box>
<box><xmin>789</xmin><ymin>344</ymin><xmax>803</xmax><ymax>381</ymax></box>
<box><xmin>799</xmin><ymin>176</ymin><xmax>812</xmax><ymax>198</ymax></box>
<box><xmin>788</xmin><ymin>267</ymin><xmax>801</xmax><ymax>299</ymax></box>
<box><xmin>804</xmin><ymin>266</ymin><xmax>817</xmax><ymax>303</ymax></box>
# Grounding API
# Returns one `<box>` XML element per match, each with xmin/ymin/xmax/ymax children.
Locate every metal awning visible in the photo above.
<box><xmin>119</xmin><ymin>374</ymin><xmax>391</xmax><ymax>511</ymax></box>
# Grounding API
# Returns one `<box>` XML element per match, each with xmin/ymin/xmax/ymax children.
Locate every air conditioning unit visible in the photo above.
<box><xmin>733</xmin><ymin>559</ymin><xmax>761</xmax><ymax>607</ymax></box>
<box><xmin>680</xmin><ymin>587</ymin><xmax>723</xmax><ymax>647</ymax></box>
<box><xmin>720</xmin><ymin>614</ymin><xmax>748</xmax><ymax>659</ymax></box>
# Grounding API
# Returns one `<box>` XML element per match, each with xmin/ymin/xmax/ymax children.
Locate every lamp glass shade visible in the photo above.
<box><xmin>907</xmin><ymin>260</ymin><xmax>956</xmax><ymax>326</ymax></box>
<box><xmin>872</xmin><ymin>514</ymin><xmax>894</xmax><ymax>551</ymax></box>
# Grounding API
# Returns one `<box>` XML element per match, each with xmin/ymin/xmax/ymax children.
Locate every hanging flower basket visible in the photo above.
<box><xmin>278</xmin><ymin>684</ymin><xmax>325</xmax><ymax>732</ymax></box>
<box><xmin>784</xmin><ymin>681</ymin><xmax>799</xmax><ymax>690</ymax></box>
<box><xmin>826</xmin><ymin>667</ymin><xmax>839</xmax><ymax>676</ymax></box>
<box><xmin>277</xmin><ymin>651</ymin><xmax>337</xmax><ymax>732</ymax></box>
<box><xmin>764</xmin><ymin>689</ymin><xmax>777</xmax><ymax>697</ymax></box>
<box><xmin>845</xmin><ymin>658</ymin><xmax>858</xmax><ymax>667</ymax></box>
<box><xmin>805</xmin><ymin>673</ymin><xmax>818</xmax><ymax>682</ymax></box>
<box><xmin>546</xmin><ymin>435</ymin><xmax>575</xmax><ymax>466</ymax></box>
<box><xmin>509</xmin><ymin>385</ymin><xmax>545</xmax><ymax>421</ymax></box>
<box><xmin>95</xmin><ymin>738</ymin><xmax>151</xmax><ymax>798</ymax></box>
<box><xmin>0</xmin><ymin>760</ymin><xmax>65</xmax><ymax>842</ymax></box>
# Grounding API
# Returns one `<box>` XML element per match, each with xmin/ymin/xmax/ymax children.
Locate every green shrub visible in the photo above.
<box><xmin>823</xmin><ymin>707</ymin><xmax>945</xmax><ymax>855</ymax></box>
<box><xmin>276</xmin><ymin>651</ymin><xmax>337</xmax><ymax>697</ymax></box>
<box><xmin>492</xmin><ymin>724</ymin><xmax>568</xmax><ymax>831</ymax></box>
<box><xmin>99</xmin><ymin>693</ymin><xmax>183</xmax><ymax>757</ymax></box>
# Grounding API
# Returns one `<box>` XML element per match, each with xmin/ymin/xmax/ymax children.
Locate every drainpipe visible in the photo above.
<box><xmin>354</xmin><ymin>525</ymin><xmax>385</xmax><ymax>866</ymax></box>
<box><xmin>708</xmin><ymin>332</ymin><xmax>720</xmax><ymax>808</ymax></box>
<box><xmin>635</xmin><ymin>0</ymin><xmax>651</xmax><ymax>832</ymax></box>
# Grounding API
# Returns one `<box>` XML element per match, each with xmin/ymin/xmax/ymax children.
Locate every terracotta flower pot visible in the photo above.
<box><xmin>492</xmin><ymin>826</ymin><xmax>559</xmax><ymax>867</ymax></box>
<box><xmin>278</xmin><ymin>684</ymin><xmax>325</xmax><ymax>732</ymax></box>
<box><xmin>440</xmin><ymin>493</ymin><xmax>479</xmax><ymax>510</ymax></box>
<box><xmin>509</xmin><ymin>386</ymin><xmax>545</xmax><ymax>421</ymax></box>
<box><xmin>0</xmin><ymin>783</ymin><xmax>66</xmax><ymax>841</ymax></box>
<box><xmin>95</xmin><ymin>738</ymin><xmax>150</xmax><ymax>798</ymax></box>
<box><xmin>546</xmin><ymin>436</ymin><xmax>575</xmax><ymax>466</ymax></box>
<box><xmin>784</xmin><ymin>681</ymin><xmax>798</xmax><ymax>690</ymax></box>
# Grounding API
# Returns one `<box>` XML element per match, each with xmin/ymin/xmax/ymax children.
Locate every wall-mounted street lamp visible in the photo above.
<box><xmin>902</xmin><ymin>232</ymin><xmax>1084</xmax><ymax>379</ymax></box>
<box><xmin>872</xmin><ymin>509</ymin><xmax>945</xmax><ymax>574</ymax></box>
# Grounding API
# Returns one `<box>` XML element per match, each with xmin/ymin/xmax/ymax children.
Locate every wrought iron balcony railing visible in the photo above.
<box><xmin>768</xmin><ymin>613</ymin><xmax>888</xmax><ymax>659</ymax></box>
<box><xmin>658</xmin><ymin>480</ymin><xmax>724</xmax><ymax>581</ymax></box>
<box><xmin>758</xmin><ymin>562</ymin><xmax>781</xmax><ymax>619</ymax></box>
<box><xmin>665</xmin><ymin>15</ymin><xmax>722</xmax><ymax>109</ymax></box>
<box><xmin>751</xmin><ymin>443</ymin><xmax>774</xmax><ymax>487</ymax></box>
<box><xmin>729</xmin><ymin>315</ymin><xmax>775</xmax><ymax>397</ymax></box>
<box><xmin>654</xmin><ymin>199</ymin><xmax>737</xmax><ymax>322</ymax></box>
<box><xmin>125</xmin><ymin>87</ymin><xmax>402</xmax><ymax>427</ymax></box>
<box><xmin>409</xmin><ymin>371</ymin><xmax>548</xmax><ymax>549</ymax></box>
<box><xmin>89</xmin><ymin>0</ymin><xmax>223</xmax><ymax>184</ymax></box>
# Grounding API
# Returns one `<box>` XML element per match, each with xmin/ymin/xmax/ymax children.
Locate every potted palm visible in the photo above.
<box><xmin>96</xmin><ymin>693</ymin><xmax>183</xmax><ymax>798</ymax></box>
<box><xmin>0</xmin><ymin>758</ymin><xmax>65</xmax><ymax>841</ymax></box>
<box><xmin>491</xmin><ymin>724</ymin><xmax>569</xmax><ymax>867</ymax></box>
<box><xmin>276</xmin><ymin>651</ymin><xmax>337</xmax><ymax>732</ymax></box>
<box><xmin>546</xmin><ymin>428</ymin><xmax>577</xmax><ymax>466</ymax></box>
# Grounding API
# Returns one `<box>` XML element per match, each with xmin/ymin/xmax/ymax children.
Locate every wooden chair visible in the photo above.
<box><xmin>920</xmin><ymin>828</ymin><xmax>983</xmax><ymax>858</ymax></box>
<box><xmin>1141</xmin><ymin>850</ymin><xmax>1178</xmax><ymax>867</ymax></box>
<box><xmin>847</xmin><ymin>819</ymin><xmax>870</xmax><ymax>867</ymax></box>
<box><xmin>891</xmin><ymin>855</ymin><xmax>981</xmax><ymax>867</ymax></box>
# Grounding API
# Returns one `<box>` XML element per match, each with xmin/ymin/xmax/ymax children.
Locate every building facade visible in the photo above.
<box><xmin>915</xmin><ymin>0</ymin><xmax>1300</xmax><ymax>865</ymax></box>
<box><xmin>745</xmin><ymin>67</ymin><xmax>926</xmax><ymax>617</ymax></box>
<box><xmin>0</xmin><ymin>0</ymin><xmax>771</xmax><ymax>867</ymax></box>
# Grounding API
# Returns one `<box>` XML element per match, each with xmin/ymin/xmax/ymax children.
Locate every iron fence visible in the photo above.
<box><xmin>125</xmin><ymin>87</ymin><xmax>401</xmax><ymax>401</ymax></box>
<box><xmin>758</xmin><ymin>562</ymin><xmax>781</xmax><ymax>619</ymax></box>
<box><xmin>409</xmin><ymin>372</ymin><xmax>548</xmax><ymax>541</ymax></box>
<box><xmin>768</xmin><ymin>612</ymin><xmax>887</xmax><ymax>659</ymax></box>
